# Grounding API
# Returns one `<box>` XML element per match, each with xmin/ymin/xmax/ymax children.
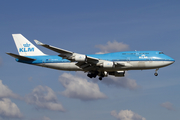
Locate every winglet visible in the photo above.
<box><xmin>34</xmin><ymin>40</ymin><xmax>44</xmax><ymax>46</ymax></box>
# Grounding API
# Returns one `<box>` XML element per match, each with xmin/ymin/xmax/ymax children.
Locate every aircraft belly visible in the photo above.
<box><xmin>38</xmin><ymin>63</ymin><xmax>82</xmax><ymax>71</ymax></box>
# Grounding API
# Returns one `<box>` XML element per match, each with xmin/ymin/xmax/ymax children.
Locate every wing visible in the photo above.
<box><xmin>34</xmin><ymin>40</ymin><xmax>73</xmax><ymax>55</ymax></box>
<box><xmin>34</xmin><ymin>40</ymin><xmax>99</xmax><ymax>64</ymax></box>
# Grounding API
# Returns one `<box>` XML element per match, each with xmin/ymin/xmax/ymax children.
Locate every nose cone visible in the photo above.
<box><xmin>169</xmin><ymin>56</ymin><xmax>175</xmax><ymax>63</ymax></box>
<box><xmin>170</xmin><ymin>58</ymin><xmax>175</xmax><ymax>64</ymax></box>
<box><xmin>165</xmin><ymin>56</ymin><xmax>175</xmax><ymax>66</ymax></box>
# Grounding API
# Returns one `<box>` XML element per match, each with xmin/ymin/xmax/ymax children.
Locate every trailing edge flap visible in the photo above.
<box><xmin>115</xmin><ymin>62</ymin><xmax>125</xmax><ymax>66</ymax></box>
<box><xmin>6</xmin><ymin>53</ymin><xmax>36</xmax><ymax>61</ymax></box>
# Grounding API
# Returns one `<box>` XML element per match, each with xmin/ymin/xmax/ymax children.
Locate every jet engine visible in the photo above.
<box><xmin>74</xmin><ymin>54</ymin><xmax>87</xmax><ymax>62</ymax></box>
<box><xmin>102</xmin><ymin>61</ymin><xmax>114</xmax><ymax>68</ymax></box>
<box><xmin>109</xmin><ymin>71</ymin><xmax>125</xmax><ymax>77</ymax></box>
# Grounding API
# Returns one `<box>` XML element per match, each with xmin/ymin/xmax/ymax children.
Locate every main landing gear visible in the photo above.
<box><xmin>99</xmin><ymin>77</ymin><xmax>103</xmax><ymax>80</ymax></box>
<box><xmin>98</xmin><ymin>71</ymin><xmax>108</xmax><ymax>80</ymax></box>
<box><xmin>87</xmin><ymin>71</ymin><xmax>106</xmax><ymax>80</ymax></box>
<box><xmin>154</xmin><ymin>68</ymin><xmax>159</xmax><ymax>76</ymax></box>
<box><xmin>87</xmin><ymin>71</ymin><xmax>98</xmax><ymax>78</ymax></box>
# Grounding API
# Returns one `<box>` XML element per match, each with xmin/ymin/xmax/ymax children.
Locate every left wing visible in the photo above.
<box><xmin>34</xmin><ymin>40</ymin><xmax>73</xmax><ymax>55</ymax></box>
<box><xmin>34</xmin><ymin>40</ymin><xmax>99</xmax><ymax>64</ymax></box>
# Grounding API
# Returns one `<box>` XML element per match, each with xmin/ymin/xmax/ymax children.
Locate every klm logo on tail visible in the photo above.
<box><xmin>19</xmin><ymin>43</ymin><xmax>34</xmax><ymax>52</ymax></box>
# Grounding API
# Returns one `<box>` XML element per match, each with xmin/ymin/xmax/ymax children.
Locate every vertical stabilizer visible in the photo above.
<box><xmin>12</xmin><ymin>34</ymin><xmax>45</xmax><ymax>56</ymax></box>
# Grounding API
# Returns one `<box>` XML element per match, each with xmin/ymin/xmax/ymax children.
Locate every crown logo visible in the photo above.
<box><xmin>23</xmin><ymin>43</ymin><xmax>31</xmax><ymax>47</ymax></box>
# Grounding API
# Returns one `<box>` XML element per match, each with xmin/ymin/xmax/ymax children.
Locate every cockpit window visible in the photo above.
<box><xmin>159</xmin><ymin>52</ymin><xmax>164</xmax><ymax>54</ymax></box>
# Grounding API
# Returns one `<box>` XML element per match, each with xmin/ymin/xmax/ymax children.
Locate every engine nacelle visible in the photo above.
<box><xmin>74</xmin><ymin>54</ymin><xmax>86</xmax><ymax>62</ymax></box>
<box><xmin>109</xmin><ymin>71</ymin><xmax>125</xmax><ymax>77</ymax></box>
<box><xmin>102</xmin><ymin>61</ymin><xmax>114</xmax><ymax>68</ymax></box>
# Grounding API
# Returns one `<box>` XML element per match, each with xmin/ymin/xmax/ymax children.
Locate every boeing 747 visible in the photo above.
<box><xmin>7</xmin><ymin>34</ymin><xmax>175</xmax><ymax>80</ymax></box>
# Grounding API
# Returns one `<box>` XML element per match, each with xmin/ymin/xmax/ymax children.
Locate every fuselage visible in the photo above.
<box><xmin>16</xmin><ymin>51</ymin><xmax>175</xmax><ymax>71</ymax></box>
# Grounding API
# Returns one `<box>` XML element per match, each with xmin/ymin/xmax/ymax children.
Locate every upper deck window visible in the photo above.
<box><xmin>159</xmin><ymin>52</ymin><xmax>164</xmax><ymax>54</ymax></box>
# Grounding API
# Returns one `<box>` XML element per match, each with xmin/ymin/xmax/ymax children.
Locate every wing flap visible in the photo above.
<box><xmin>114</xmin><ymin>62</ymin><xmax>125</xmax><ymax>66</ymax></box>
<box><xmin>86</xmin><ymin>56</ymin><xmax>99</xmax><ymax>63</ymax></box>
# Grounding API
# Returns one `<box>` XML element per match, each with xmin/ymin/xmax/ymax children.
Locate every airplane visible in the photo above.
<box><xmin>7</xmin><ymin>34</ymin><xmax>175</xmax><ymax>80</ymax></box>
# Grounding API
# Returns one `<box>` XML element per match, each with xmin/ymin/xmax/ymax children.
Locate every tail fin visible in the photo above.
<box><xmin>12</xmin><ymin>34</ymin><xmax>45</xmax><ymax>56</ymax></box>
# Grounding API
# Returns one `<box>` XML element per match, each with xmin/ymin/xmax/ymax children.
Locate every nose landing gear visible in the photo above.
<box><xmin>154</xmin><ymin>68</ymin><xmax>159</xmax><ymax>76</ymax></box>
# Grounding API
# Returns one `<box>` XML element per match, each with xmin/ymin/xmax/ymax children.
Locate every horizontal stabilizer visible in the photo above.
<box><xmin>6</xmin><ymin>53</ymin><xmax>36</xmax><ymax>61</ymax></box>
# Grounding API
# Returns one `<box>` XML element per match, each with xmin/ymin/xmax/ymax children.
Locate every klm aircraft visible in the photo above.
<box><xmin>7</xmin><ymin>34</ymin><xmax>175</xmax><ymax>80</ymax></box>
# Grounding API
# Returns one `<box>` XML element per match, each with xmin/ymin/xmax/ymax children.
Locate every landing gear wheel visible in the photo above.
<box><xmin>154</xmin><ymin>68</ymin><xmax>159</xmax><ymax>76</ymax></box>
<box><xmin>87</xmin><ymin>71</ymin><xmax>98</xmax><ymax>79</ymax></box>
<box><xmin>87</xmin><ymin>74</ymin><xmax>92</xmax><ymax>78</ymax></box>
<box><xmin>99</xmin><ymin>77</ymin><xmax>102</xmax><ymax>80</ymax></box>
<box><xmin>154</xmin><ymin>73</ymin><xmax>158</xmax><ymax>76</ymax></box>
